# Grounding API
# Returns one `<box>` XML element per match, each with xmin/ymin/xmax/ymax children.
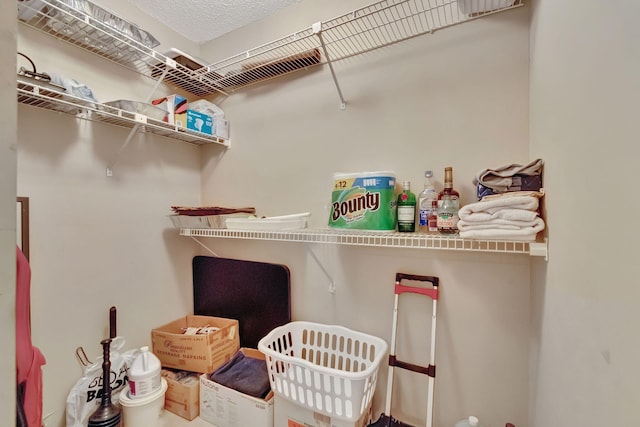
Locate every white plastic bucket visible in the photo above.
<box><xmin>119</xmin><ymin>378</ymin><xmax>167</xmax><ymax>427</ymax></box>
<box><xmin>128</xmin><ymin>346</ymin><xmax>161</xmax><ymax>399</ymax></box>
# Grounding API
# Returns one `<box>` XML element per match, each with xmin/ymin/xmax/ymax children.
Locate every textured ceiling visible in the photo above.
<box><xmin>127</xmin><ymin>0</ymin><xmax>302</xmax><ymax>43</ymax></box>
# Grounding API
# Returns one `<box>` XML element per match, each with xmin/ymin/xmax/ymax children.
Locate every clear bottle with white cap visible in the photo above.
<box><xmin>418</xmin><ymin>170</ymin><xmax>438</xmax><ymax>233</ymax></box>
<box><xmin>455</xmin><ymin>416</ymin><xmax>482</xmax><ymax>427</ymax></box>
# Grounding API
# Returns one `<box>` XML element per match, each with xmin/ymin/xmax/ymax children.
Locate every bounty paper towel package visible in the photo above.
<box><xmin>328</xmin><ymin>171</ymin><xmax>397</xmax><ymax>231</ymax></box>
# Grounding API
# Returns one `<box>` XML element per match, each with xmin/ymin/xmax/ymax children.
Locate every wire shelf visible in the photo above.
<box><xmin>198</xmin><ymin>0</ymin><xmax>524</xmax><ymax>93</ymax></box>
<box><xmin>17</xmin><ymin>0</ymin><xmax>227</xmax><ymax>96</ymax></box>
<box><xmin>180</xmin><ymin>227</ymin><xmax>546</xmax><ymax>256</ymax></box>
<box><xmin>17</xmin><ymin>0</ymin><xmax>522</xmax><ymax>97</ymax></box>
<box><xmin>17</xmin><ymin>79</ymin><xmax>230</xmax><ymax>146</ymax></box>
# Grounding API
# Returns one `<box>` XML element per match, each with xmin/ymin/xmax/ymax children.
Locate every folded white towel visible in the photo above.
<box><xmin>457</xmin><ymin>217</ymin><xmax>540</xmax><ymax>230</ymax></box>
<box><xmin>458</xmin><ymin>208</ymin><xmax>539</xmax><ymax>223</ymax></box>
<box><xmin>460</xmin><ymin>230</ymin><xmax>539</xmax><ymax>241</ymax></box>
<box><xmin>481</xmin><ymin>189</ymin><xmax>544</xmax><ymax>202</ymax></box>
<box><xmin>459</xmin><ymin>217</ymin><xmax>545</xmax><ymax>241</ymax></box>
<box><xmin>474</xmin><ymin>158</ymin><xmax>544</xmax><ymax>192</ymax></box>
<box><xmin>458</xmin><ymin>196</ymin><xmax>539</xmax><ymax>220</ymax></box>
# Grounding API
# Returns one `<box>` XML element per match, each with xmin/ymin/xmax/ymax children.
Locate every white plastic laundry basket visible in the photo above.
<box><xmin>258</xmin><ymin>321</ymin><xmax>388</xmax><ymax>422</ymax></box>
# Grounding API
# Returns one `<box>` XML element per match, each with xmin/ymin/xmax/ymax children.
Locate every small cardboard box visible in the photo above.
<box><xmin>161</xmin><ymin>369</ymin><xmax>200</xmax><ymax>421</ymax></box>
<box><xmin>151</xmin><ymin>94</ymin><xmax>187</xmax><ymax>124</ymax></box>
<box><xmin>199</xmin><ymin>348</ymin><xmax>274</xmax><ymax>427</ymax></box>
<box><xmin>181</xmin><ymin>109</ymin><xmax>213</xmax><ymax>135</ymax></box>
<box><xmin>274</xmin><ymin>395</ymin><xmax>372</xmax><ymax>427</ymax></box>
<box><xmin>151</xmin><ymin>315</ymin><xmax>239</xmax><ymax>374</ymax></box>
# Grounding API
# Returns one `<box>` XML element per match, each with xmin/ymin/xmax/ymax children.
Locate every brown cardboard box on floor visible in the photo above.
<box><xmin>161</xmin><ymin>368</ymin><xmax>200</xmax><ymax>421</ymax></box>
<box><xmin>151</xmin><ymin>315</ymin><xmax>239</xmax><ymax>374</ymax></box>
<box><xmin>274</xmin><ymin>395</ymin><xmax>372</xmax><ymax>427</ymax></box>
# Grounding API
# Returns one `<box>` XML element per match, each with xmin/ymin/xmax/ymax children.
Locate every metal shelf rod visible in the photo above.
<box><xmin>313</xmin><ymin>22</ymin><xmax>347</xmax><ymax>110</ymax></box>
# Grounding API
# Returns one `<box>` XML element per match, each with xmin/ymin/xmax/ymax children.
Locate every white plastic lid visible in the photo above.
<box><xmin>469</xmin><ymin>416</ymin><xmax>479</xmax><ymax>426</ymax></box>
<box><xmin>129</xmin><ymin>346</ymin><xmax>161</xmax><ymax>380</ymax></box>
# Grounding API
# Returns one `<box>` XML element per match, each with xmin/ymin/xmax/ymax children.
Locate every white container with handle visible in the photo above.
<box><xmin>128</xmin><ymin>346</ymin><xmax>161</xmax><ymax>399</ymax></box>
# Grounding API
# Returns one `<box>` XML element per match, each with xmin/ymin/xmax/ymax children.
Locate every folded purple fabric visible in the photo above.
<box><xmin>209</xmin><ymin>350</ymin><xmax>270</xmax><ymax>398</ymax></box>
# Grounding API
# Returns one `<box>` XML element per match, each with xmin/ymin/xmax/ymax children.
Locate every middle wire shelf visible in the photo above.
<box><xmin>180</xmin><ymin>227</ymin><xmax>546</xmax><ymax>257</ymax></box>
<box><xmin>17</xmin><ymin>78</ymin><xmax>230</xmax><ymax>146</ymax></box>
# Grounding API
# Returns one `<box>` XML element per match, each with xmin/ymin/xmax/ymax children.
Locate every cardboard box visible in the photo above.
<box><xmin>161</xmin><ymin>369</ymin><xmax>200</xmax><ymax>421</ymax></box>
<box><xmin>274</xmin><ymin>395</ymin><xmax>372</xmax><ymax>427</ymax></box>
<box><xmin>199</xmin><ymin>348</ymin><xmax>274</xmax><ymax>427</ymax></box>
<box><xmin>151</xmin><ymin>315</ymin><xmax>239</xmax><ymax>374</ymax></box>
<box><xmin>151</xmin><ymin>94</ymin><xmax>187</xmax><ymax>125</ymax></box>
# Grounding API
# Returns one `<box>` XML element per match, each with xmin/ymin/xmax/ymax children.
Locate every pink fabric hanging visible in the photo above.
<box><xmin>16</xmin><ymin>246</ymin><xmax>46</xmax><ymax>427</ymax></box>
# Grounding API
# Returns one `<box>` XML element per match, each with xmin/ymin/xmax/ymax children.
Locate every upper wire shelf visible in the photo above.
<box><xmin>180</xmin><ymin>227</ymin><xmax>547</xmax><ymax>258</ymax></box>
<box><xmin>17</xmin><ymin>0</ymin><xmax>227</xmax><ymax>96</ymax></box>
<box><xmin>17</xmin><ymin>77</ymin><xmax>230</xmax><ymax>146</ymax></box>
<box><xmin>17</xmin><ymin>0</ymin><xmax>523</xmax><ymax>98</ymax></box>
<box><xmin>197</xmin><ymin>0</ymin><xmax>524</xmax><ymax>93</ymax></box>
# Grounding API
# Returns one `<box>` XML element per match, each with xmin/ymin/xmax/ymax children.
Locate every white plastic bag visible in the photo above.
<box><xmin>189</xmin><ymin>99</ymin><xmax>225</xmax><ymax>118</ymax></box>
<box><xmin>65</xmin><ymin>337</ymin><xmax>137</xmax><ymax>427</ymax></box>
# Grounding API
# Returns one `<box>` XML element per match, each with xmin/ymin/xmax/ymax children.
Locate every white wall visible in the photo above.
<box><xmin>1</xmin><ymin>1</ymin><xmax>17</xmax><ymax>425</ymax></box>
<box><xmin>529</xmin><ymin>0</ymin><xmax>640</xmax><ymax>426</ymax></box>
<box><xmin>16</xmin><ymin>2</ymin><xmax>208</xmax><ymax>425</ymax></box>
<box><xmin>200</xmin><ymin>2</ymin><xmax>532</xmax><ymax>426</ymax></box>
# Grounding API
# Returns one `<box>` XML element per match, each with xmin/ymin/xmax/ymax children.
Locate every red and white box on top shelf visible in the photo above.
<box><xmin>151</xmin><ymin>94</ymin><xmax>187</xmax><ymax>125</ymax></box>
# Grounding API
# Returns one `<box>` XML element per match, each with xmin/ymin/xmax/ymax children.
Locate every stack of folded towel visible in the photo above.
<box><xmin>474</xmin><ymin>158</ymin><xmax>544</xmax><ymax>192</ymax></box>
<box><xmin>457</xmin><ymin>191</ymin><xmax>545</xmax><ymax>241</ymax></box>
<box><xmin>474</xmin><ymin>158</ymin><xmax>544</xmax><ymax>199</ymax></box>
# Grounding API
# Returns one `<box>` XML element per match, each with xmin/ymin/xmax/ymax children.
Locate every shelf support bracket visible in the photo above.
<box><xmin>307</xmin><ymin>244</ymin><xmax>336</xmax><ymax>293</ymax></box>
<box><xmin>106</xmin><ymin>68</ymin><xmax>170</xmax><ymax>176</ymax></box>
<box><xmin>529</xmin><ymin>237</ymin><xmax>548</xmax><ymax>261</ymax></box>
<box><xmin>190</xmin><ymin>236</ymin><xmax>220</xmax><ymax>257</ymax></box>
<box><xmin>313</xmin><ymin>22</ymin><xmax>347</xmax><ymax>110</ymax></box>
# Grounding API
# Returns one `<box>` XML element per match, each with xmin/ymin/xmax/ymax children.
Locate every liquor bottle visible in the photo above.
<box><xmin>418</xmin><ymin>170</ymin><xmax>438</xmax><ymax>233</ymax></box>
<box><xmin>428</xmin><ymin>200</ymin><xmax>439</xmax><ymax>233</ymax></box>
<box><xmin>397</xmin><ymin>180</ymin><xmax>416</xmax><ymax>232</ymax></box>
<box><xmin>437</xmin><ymin>167</ymin><xmax>460</xmax><ymax>234</ymax></box>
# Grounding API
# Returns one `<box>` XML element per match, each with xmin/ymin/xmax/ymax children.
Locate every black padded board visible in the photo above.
<box><xmin>192</xmin><ymin>256</ymin><xmax>291</xmax><ymax>349</ymax></box>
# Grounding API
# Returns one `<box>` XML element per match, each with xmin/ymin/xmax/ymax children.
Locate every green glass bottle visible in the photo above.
<box><xmin>397</xmin><ymin>180</ymin><xmax>416</xmax><ymax>232</ymax></box>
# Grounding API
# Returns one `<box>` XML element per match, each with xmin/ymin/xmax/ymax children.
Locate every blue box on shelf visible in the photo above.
<box><xmin>185</xmin><ymin>110</ymin><xmax>213</xmax><ymax>135</ymax></box>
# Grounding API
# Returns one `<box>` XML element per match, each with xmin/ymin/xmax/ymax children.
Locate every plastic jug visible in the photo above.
<box><xmin>128</xmin><ymin>346</ymin><xmax>161</xmax><ymax>399</ymax></box>
<box><xmin>455</xmin><ymin>416</ymin><xmax>482</xmax><ymax>427</ymax></box>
